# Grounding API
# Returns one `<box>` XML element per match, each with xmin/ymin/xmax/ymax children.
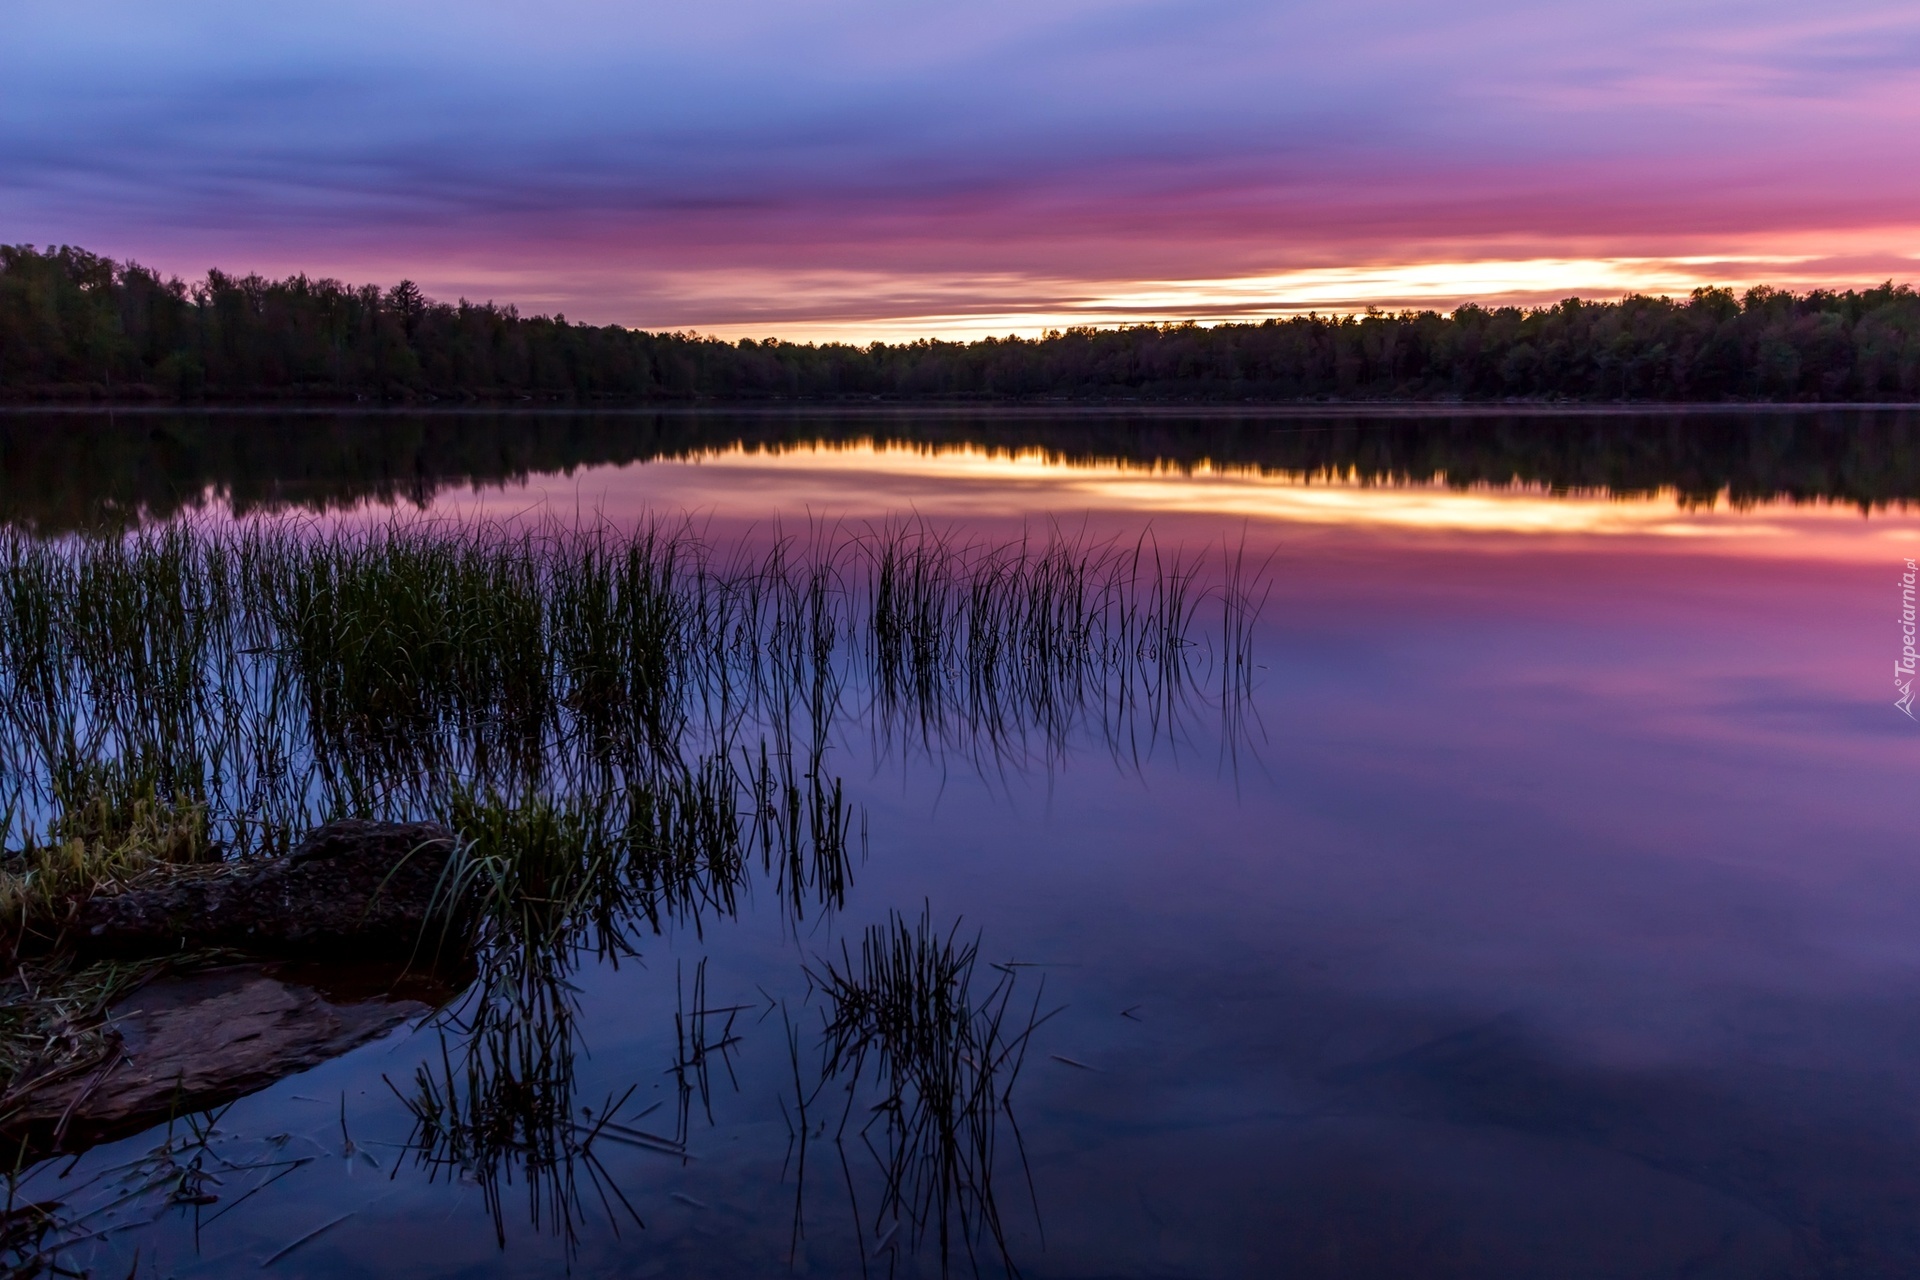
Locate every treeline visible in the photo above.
<box><xmin>5</xmin><ymin>244</ymin><xmax>1920</xmax><ymax>403</ymax></box>
<box><xmin>7</xmin><ymin>409</ymin><xmax>1919</xmax><ymax>533</ymax></box>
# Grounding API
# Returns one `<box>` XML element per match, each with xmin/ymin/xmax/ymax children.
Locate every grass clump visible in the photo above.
<box><xmin>0</xmin><ymin>768</ymin><xmax>212</xmax><ymax>959</ymax></box>
<box><xmin>0</xmin><ymin>518</ymin><xmax>1256</xmax><ymax>862</ymax></box>
<box><xmin>799</xmin><ymin>906</ymin><xmax>1053</xmax><ymax>1277</ymax></box>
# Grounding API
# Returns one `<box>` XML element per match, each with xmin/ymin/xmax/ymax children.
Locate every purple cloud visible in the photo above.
<box><xmin>6</xmin><ymin>0</ymin><xmax>1920</xmax><ymax>332</ymax></box>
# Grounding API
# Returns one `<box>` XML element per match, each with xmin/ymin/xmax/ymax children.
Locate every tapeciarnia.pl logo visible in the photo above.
<box><xmin>1899</xmin><ymin>559</ymin><xmax>1918</xmax><ymax>719</ymax></box>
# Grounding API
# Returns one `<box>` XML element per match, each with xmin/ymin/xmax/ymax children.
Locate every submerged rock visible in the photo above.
<box><xmin>74</xmin><ymin>820</ymin><xmax>465</xmax><ymax>963</ymax></box>
<box><xmin>0</xmin><ymin>962</ymin><xmax>444</xmax><ymax>1155</ymax></box>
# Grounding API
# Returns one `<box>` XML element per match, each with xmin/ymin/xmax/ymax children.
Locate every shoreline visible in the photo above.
<box><xmin>4</xmin><ymin>398</ymin><xmax>1920</xmax><ymax>417</ymax></box>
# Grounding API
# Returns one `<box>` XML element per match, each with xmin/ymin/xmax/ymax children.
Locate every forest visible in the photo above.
<box><xmin>5</xmin><ymin>243</ymin><xmax>1920</xmax><ymax>403</ymax></box>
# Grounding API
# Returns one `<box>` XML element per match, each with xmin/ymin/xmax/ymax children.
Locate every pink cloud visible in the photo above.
<box><xmin>7</xmin><ymin>0</ymin><xmax>1920</xmax><ymax>334</ymax></box>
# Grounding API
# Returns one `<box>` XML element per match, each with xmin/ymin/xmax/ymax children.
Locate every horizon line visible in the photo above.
<box><xmin>18</xmin><ymin>242</ymin><xmax>1920</xmax><ymax>346</ymax></box>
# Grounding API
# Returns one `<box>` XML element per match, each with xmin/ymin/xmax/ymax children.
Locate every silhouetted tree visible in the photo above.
<box><xmin>4</xmin><ymin>244</ymin><xmax>1919</xmax><ymax>404</ymax></box>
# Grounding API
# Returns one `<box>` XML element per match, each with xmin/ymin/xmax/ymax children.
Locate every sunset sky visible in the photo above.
<box><xmin>7</xmin><ymin>0</ymin><xmax>1920</xmax><ymax>339</ymax></box>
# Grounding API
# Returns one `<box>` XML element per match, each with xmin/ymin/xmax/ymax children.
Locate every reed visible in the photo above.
<box><xmin>396</xmin><ymin>940</ymin><xmax>611</xmax><ymax>1249</ymax></box>
<box><xmin>394</xmin><ymin>754</ymin><xmax>847</xmax><ymax>1251</ymax></box>
<box><xmin>802</xmin><ymin>906</ymin><xmax>1053</xmax><ymax>1277</ymax></box>
<box><xmin>1</xmin><ymin>514</ymin><xmax>1270</xmax><ymax>1277</ymax></box>
<box><xmin>0</xmin><ymin>514</ymin><xmax>1257</xmax><ymax>1255</ymax></box>
<box><xmin>0</xmin><ymin>770</ymin><xmax>212</xmax><ymax>958</ymax></box>
<box><xmin>1</xmin><ymin>518</ymin><xmax>1253</xmax><ymax>872</ymax></box>
<box><xmin>395</xmin><ymin>790</ymin><xmax>624</xmax><ymax>1252</ymax></box>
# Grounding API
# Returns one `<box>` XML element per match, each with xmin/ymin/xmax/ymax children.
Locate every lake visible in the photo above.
<box><xmin>3</xmin><ymin>407</ymin><xmax>1920</xmax><ymax>1279</ymax></box>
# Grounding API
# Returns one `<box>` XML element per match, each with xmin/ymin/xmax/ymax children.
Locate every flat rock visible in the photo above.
<box><xmin>1</xmin><ymin>963</ymin><xmax>440</xmax><ymax>1155</ymax></box>
<box><xmin>74</xmin><ymin>819</ymin><xmax>465</xmax><ymax>962</ymax></box>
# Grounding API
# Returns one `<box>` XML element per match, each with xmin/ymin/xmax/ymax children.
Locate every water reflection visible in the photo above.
<box><xmin>791</xmin><ymin>907</ymin><xmax>1052</xmax><ymax>1278</ymax></box>
<box><xmin>5</xmin><ymin>409</ymin><xmax>1919</xmax><ymax>1275</ymax></box>
<box><xmin>0</xmin><ymin>515</ymin><xmax>1253</xmax><ymax>1274</ymax></box>
<box><xmin>7</xmin><ymin>407</ymin><xmax>1920</xmax><ymax>535</ymax></box>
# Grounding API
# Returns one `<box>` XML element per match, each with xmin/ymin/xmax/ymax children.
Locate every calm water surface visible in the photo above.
<box><xmin>7</xmin><ymin>409</ymin><xmax>1920</xmax><ymax>1278</ymax></box>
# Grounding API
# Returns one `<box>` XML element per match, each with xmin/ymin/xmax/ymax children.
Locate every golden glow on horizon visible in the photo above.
<box><xmin>666</xmin><ymin>247</ymin><xmax>1920</xmax><ymax>344</ymax></box>
<box><xmin>409</xmin><ymin>440</ymin><xmax>1920</xmax><ymax>560</ymax></box>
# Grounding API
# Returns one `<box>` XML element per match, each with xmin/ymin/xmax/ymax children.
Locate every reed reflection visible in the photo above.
<box><xmin>0</xmin><ymin>515</ymin><xmax>1257</xmax><ymax>1272</ymax></box>
<box><xmin>786</xmin><ymin>907</ymin><xmax>1053</xmax><ymax>1279</ymax></box>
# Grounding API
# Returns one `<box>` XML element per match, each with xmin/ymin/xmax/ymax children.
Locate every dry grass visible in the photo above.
<box><xmin>0</xmin><ymin>775</ymin><xmax>214</xmax><ymax>1137</ymax></box>
<box><xmin>0</xmin><ymin>954</ymin><xmax>165</xmax><ymax>1138</ymax></box>
<box><xmin>0</xmin><ymin>778</ymin><xmax>212</xmax><ymax>959</ymax></box>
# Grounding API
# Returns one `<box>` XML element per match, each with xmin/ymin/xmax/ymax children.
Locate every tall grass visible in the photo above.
<box><xmin>391</xmin><ymin>756</ymin><xmax>853</xmax><ymax>1250</ymax></box>
<box><xmin>0</xmin><ymin>519</ymin><xmax>1255</xmax><ymax>870</ymax></box>
<box><xmin>0</xmin><ymin>515</ymin><xmax>1261</xmax><ymax>1262</ymax></box>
